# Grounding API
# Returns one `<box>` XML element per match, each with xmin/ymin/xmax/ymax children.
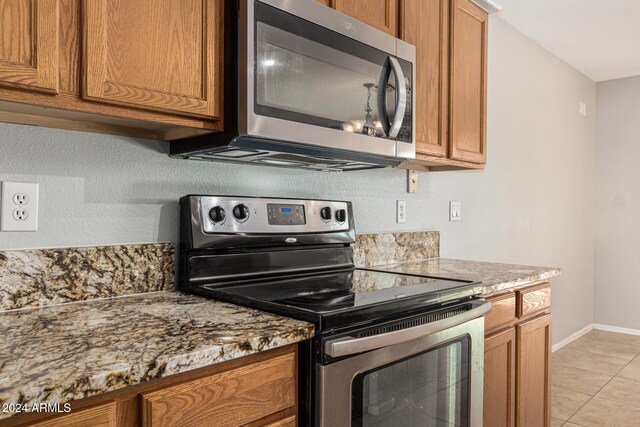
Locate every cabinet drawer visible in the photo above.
<box><xmin>265</xmin><ymin>416</ymin><xmax>296</xmax><ymax>427</ymax></box>
<box><xmin>484</xmin><ymin>293</ymin><xmax>516</xmax><ymax>333</ymax></box>
<box><xmin>29</xmin><ymin>402</ymin><xmax>116</xmax><ymax>427</ymax></box>
<box><xmin>516</xmin><ymin>283</ymin><xmax>551</xmax><ymax>318</ymax></box>
<box><xmin>141</xmin><ymin>352</ymin><xmax>296</xmax><ymax>427</ymax></box>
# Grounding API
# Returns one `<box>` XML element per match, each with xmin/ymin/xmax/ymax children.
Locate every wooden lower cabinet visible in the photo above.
<box><xmin>10</xmin><ymin>345</ymin><xmax>298</xmax><ymax>427</ymax></box>
<box><xmin>516</xmin><ymin>314</ymin><xmax>552</xmax><ymax>427</ymax></box>
<box><xmin>484</xmin><ymin>283</ymin><xmax>552</xmax><ymax>427</ymax></box>
<box><xmin>484</xmin><ymin>328</ymin><xmax>516</xmax><ymax>427</ymax></box>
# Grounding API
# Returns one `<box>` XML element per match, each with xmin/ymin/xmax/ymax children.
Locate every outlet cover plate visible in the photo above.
<box><xmin>1</xmin><ymin>181</ymin><xmax>39</xmax><ymax>231</ymax></box>
<box><xmin>397</xmin><ymin>200</ymin><xmax>407</xmax><ymax>223</ymax></box>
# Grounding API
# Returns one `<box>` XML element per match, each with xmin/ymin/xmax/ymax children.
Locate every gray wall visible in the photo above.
<box><xmin>0</xmin><ymin>17</ymin><xmax>595</xmax><ymax>344</ymax></box>
<box><xmin>595</xmin><ymin>75</ymin><xmax>640</xmax><ymax>330</ymax></box>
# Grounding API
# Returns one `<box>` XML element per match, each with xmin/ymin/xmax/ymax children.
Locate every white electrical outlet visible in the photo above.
<box><xmin>449</xmin><ymin>201</ymin><xmax>461</xmax><ymax>222</ymax></box>
<box><xmin>397</xmin><ymin>200</ymin><xmax>406</xmax><ymax>223</ymax></box>
<box><xmin>1</xmin><ymin>181</ymin><xmax>39</xmax><ymax>231</ymax></box>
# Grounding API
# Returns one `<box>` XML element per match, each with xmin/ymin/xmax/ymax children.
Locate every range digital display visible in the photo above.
<box><xmin>267</xmin><ymin>204</ymin><xmax>305</xmax><ymax>225</ymax></box>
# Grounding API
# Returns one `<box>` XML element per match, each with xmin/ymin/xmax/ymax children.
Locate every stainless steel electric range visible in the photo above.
<box><xmin>178</xmin><ymin>196</ymin><xmax>491</xmax><ymax>427</ymax></box>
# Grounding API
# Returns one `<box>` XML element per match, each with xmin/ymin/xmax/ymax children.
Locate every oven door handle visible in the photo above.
<box><xmin>325</xmin><ymin>300</ymin><xmax>491</xmax><ymax>358</ymax></box>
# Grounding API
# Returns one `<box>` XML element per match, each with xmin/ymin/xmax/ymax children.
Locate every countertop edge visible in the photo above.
<box><xmin>480</xmin><ymin>267</ymin><xmax>562</xmax><ymax>296</ymax></box>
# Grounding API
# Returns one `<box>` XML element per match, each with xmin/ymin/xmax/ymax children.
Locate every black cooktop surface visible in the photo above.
<box><xmin>193</xmin><ymin>269</ymin><xmax>482</xmax><ymax>332</ymax></box>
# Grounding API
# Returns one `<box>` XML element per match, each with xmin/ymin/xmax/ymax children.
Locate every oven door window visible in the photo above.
<box><xmin>351</xmin><ymin>338</ymin><xmax>470</xmax><ymax>427</ymax></box>
<box><xmin>254</xmin><ymin>2</ymin><xmax>412</xmax><ymax>143</ymax></box>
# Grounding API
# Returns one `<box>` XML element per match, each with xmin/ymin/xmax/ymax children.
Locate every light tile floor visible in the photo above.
<box><xmin>552</xmin><ymin>330</ymin><xmax>640</xmax><ymax>426</ymax></box>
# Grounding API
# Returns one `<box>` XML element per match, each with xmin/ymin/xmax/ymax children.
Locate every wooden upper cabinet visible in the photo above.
<box><xmin>333</xmin><ymin>0</ymin><xmax>398</xmax><ymax>36</ymax></box>
<box><xmin>0</xmin><ymin>0</ymin><xmax>59</xmax><ymax>94</ymax></box>
<box><xmin>449</xmin><ymin>0</ymin><xmax>487</xmax><ymax>164</ymax></box>
<box><xmin>400</xmin><ymin>0</ymin><xmax>449</xmax><ymax>157</ymax></box>
<box><xmin>82</xmin><ymin>0</ymin><xmax>221</xmax><ymax>119</ymax></box>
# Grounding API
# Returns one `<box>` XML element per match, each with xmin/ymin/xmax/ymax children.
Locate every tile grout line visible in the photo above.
<box><xmin>590</xmin><ymin>360</ymin><xmax>640</xmax><ymax>410</ymax></box>
<box><xmin>559</xmin><ymin>346</ymin><xmax>640</xmax><ymax>424</ymax></box>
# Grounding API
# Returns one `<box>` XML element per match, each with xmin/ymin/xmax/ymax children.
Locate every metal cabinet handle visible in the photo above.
<box><xmin>325</xmin><ymin>300</ymin><xmax>491</xmax><ymax>358</ymax></box>
<box><xmin>376</xmin><ymin>56</ymin><xmax>408</xmax><ymax>140</ymax></box>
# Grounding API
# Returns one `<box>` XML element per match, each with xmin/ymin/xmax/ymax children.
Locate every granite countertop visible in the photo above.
<box><xmin>0</xmin><ymin>291</ymin><xmax>314</xmax><ymax>419</ymax></box>
<box><xmin>369</xmin><ymin>258</ymin><xmax>561</xmax><ymax>295</ymax></box>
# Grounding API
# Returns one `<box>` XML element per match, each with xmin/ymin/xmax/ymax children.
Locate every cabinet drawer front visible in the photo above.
<box><xmin>30</xmin><ymin>402</ymin><xmax>117</xmax><ymax>427</ymax></box>
<box><xmin>484</xmin><ymin>293</ymin><xmax>516</xmax><ymax>333</ymax></box>
<box><xmin>265</xmin><ymin>416</ymin><xmax>296</xmax><ymax>427</ymax></box>
<box><xmin>141</xmin><ymin>352</ymin><xmax>296</xmax><ymax>427</ymax></box>
<box><xmin>517</xmin><ymin>283</ymin><xmax>551</xmax><ymax>318</ymax></box>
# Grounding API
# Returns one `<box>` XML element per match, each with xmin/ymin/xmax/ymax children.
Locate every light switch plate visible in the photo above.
<box><xmin>397</xmin><ymin>200</ymin><xmax>406</xmax><ymax>223</ymax></box>
<box><xmin>579</xmin><ymin>102</ymin><xmax>587</xmax><ymax>116</ymax></box>
<box><xmin>1</xmin><ymin>181</ymin><xmax>39</xmax><ymax>231</ymax></box>
<box><xmin>449</xmin><ymin>201</ymin><xmax>461</xmax><ymax>222</ymax></box>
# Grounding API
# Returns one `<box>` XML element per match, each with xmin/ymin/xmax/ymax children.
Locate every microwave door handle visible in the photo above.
<box><xmin>325</xmin><ymin>300</ymin><xmax>491</xmax><ymax>358</ymax></box>
<box><xmin>388</xmin><ymin>57</ymin><xmax>407</xmax><ymax>139</ymax></box>
<box><xmin>377</xmin><ymin>58</ymin><xmax>392</xmax><ymax>137</ymax></box>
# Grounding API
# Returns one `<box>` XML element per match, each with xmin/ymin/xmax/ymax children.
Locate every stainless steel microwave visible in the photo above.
<box><xmin>170</xmin><ymin>0</ymin><xmax>417</xmax><ymax>171</ymax></box>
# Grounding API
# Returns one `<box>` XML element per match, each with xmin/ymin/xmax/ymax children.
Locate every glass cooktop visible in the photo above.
<box><xmin>196</xmin><ymin>269</ymin><xmax>482</xmax><ymax>332</ymax></box>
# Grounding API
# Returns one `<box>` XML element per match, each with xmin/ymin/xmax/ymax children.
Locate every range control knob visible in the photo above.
<box><xmin>208</xmin><ymin>206</ymin><xmax>226</xmax><ymax>224</ymax></box>
<box><xmin>232</xmin><ymin>203</ymin><xmax>250</xmax><ymax>222</ymax></box>
<box><xmin>335</xmin><ymin>209</ymin><xmax>347</xmax><ymax>223</ymax></box>
<box><xmin>320</xmin><ymin>206</ymin><xmax>332</xmax><ymax>222</ymax></box>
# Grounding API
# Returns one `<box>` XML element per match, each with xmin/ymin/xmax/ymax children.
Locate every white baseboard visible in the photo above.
<box><xmin>552</xmin><ymin>324</ymin><xmax>594</xmax><ymax>353</ymax></box>
<box><xmin>593</xmin><ymin>323</ymin><xmax>640</xmax><ymax>336</ymax></box>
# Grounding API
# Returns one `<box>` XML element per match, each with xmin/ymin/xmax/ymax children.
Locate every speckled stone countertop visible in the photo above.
<box><xmin>369</xmin><ymin>258</ymin><xmax>561</xmax><ymax>296</ymax></box>
<box><xmin>0</xmin><ymin>291</ymin><xmax>314</xmax><ymax>420</ymax></box>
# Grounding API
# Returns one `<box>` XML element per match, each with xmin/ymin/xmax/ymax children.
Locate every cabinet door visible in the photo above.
<box><xmin>516</xmin><ymin>314</ymin><xmax>552</xmax><ymax>427</ymax></box>
<box><xmin>400</xmin><ymin>0</ymin><xmax>448</xmax><ymax>157</ymax></box>
<box><xmin>0</xmin><ymin>0</ymin><xmax>59</xmax><ymax>94</ymax></box>
<box><xmin>484</xmin><ymin>328</ymin><xmax>516</xmax><ymax>427</ymax></box>
<box><xmin>83</xmin><ymin>0</ymin><xmax>221</xmax><ymax>119</ymax></box>
<box><xmin>449</xmin><ymin>0</ymin><xmax>487</xmax><ymax>164</ymax></box>
<box><xmin>333</xmin><ymin>0</ymin><xmax>398</xmax><ymax>36</ymax></box>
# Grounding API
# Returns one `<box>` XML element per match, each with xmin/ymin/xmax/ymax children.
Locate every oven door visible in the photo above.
<box><xmin>240</xmin><ymin>0</ymin><xmax>415</xmax><ymax>159</ymax></box>
<box><xmin>318</xmin><ymin>300</ymin><xmax>490</xmax><ymax>427</ymax></box>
